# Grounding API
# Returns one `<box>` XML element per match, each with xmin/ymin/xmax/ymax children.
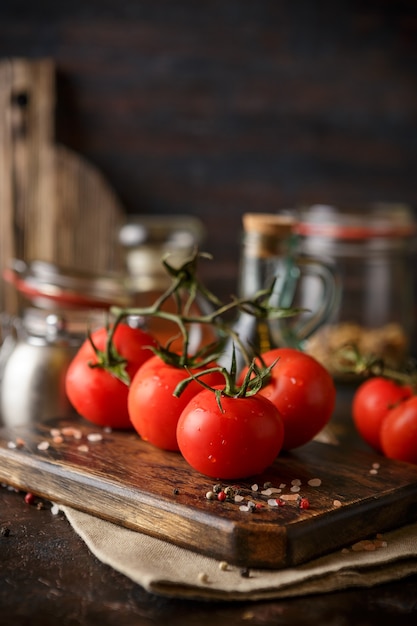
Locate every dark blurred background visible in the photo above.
<box><xmin>0</xmin><ymin>0</ymin><xmax>416</xmax><ymax>299</ymax></box>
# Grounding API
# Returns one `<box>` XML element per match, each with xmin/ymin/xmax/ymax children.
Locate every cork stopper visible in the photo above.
<box><xmin>242</xmin><ymin>213</ymin><xmax>296</xmax><ymax>238</ymax></box>
<box><xmin>241</xmin><ymin>213</ymin><xmax>296</xmax><ymax>258</ymax></box>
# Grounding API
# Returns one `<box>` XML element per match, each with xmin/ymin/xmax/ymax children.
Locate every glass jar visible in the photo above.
<box><xmin>294</xmin><ymin>204</ymin><xmax>417</xmax><ymax>375</ymax></box>
<box><xmin>218</xmin><ymin>213</ymin><xmax>340</xmax><ymax>371</ymax></box>
<box><xmin>0</xmin><ymin>260</ymin><xmax>132</xmax><ymax>425</ymax></box>
<box><xmin>118</xmin><ymin>215</ymin><xmax>215</xmax><ymax>351</ymax></box>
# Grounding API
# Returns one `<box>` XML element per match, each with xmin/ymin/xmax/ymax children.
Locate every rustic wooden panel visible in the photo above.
<box><xmin>1</xmin><ymin>416</ymin><xmax>417</xmax><ymax>569</ymax></box>
<box><xmin>0</xmin><ymin>58</ymin><xmax>126</xmax><ymax>314</ymax></box>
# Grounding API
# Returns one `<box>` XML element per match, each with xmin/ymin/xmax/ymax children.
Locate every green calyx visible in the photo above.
<box><xmin>173</xmin><ymin>345</ymin><xmax>277</xmax><ymax>413</ymax></box>
<box><xmin>333</xmin><ymin>344</ymin><xmax>417</xmax><ymax>390</ymax></box>
<box><xmin>87</xmin><ymin>324</ymin><xmax>130</xmax><ymax>386</ymax></box>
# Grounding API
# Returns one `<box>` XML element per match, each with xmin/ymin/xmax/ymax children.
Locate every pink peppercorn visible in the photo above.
<box><xmin>24</xmin><ymin>492</ymin><xmax>35</xmax><ymax>505</ymax></box>
<box><xmin>217</xmin><ymin>491</ymin><xmax>227</xmax><ymax>502</ymax></box>
<box><xmin>299</xmin><ymin>498</ymin><xmax>310</xmax><ymax>509</ymax></box>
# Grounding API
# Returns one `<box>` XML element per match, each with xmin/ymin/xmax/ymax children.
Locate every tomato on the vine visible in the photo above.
<box><xmin>239</xmin><ymin>348</ymin><xmax>336</xmax><ymax>450</ymax></box>
<box><xmin>352</xmin><ymin>376</ymin><xmax>412</xmax><ymax>452</ymax></box>
<box><xmin>177</xmin><ymin>388</ymin><xmax>284</xmax><ymax>479</ymax></box>
<box><xmin>128</xmin><ymin>355</ymin><xmax>224</xmax><ymax>451</ymax></box>
<box><xmin>65</xmin><ymin>323</ymin><xmax>157</xmax><ymax>429</ymax></box>
<box><xmin>379</xmin><ymin>395</ymin><xmax>417</xmax><ymax>464</ymax></box>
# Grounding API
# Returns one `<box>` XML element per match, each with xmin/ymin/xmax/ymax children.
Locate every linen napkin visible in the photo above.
<box><xmin>61</xmin><ymin>505</ymin><xmax>417</xmax><ymax>601</ymax></box>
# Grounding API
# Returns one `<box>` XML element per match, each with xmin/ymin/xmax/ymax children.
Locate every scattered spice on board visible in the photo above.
<box><xmin>369</xmin><ymin>462</ymin><xmax>380</xmax><ymax>475</ymax></box>
<box><xmin>205</xmin><ymin>477</ymin><xmax>322</xmax><ymax>513</ymax></box>
<box><xmin>21</xmin><ymin>426</ymin><xmax>109</xmax><ymax>455</ymax></box>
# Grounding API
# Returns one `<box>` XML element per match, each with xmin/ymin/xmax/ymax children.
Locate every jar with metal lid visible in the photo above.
<box><xmin>293</xmin><ymin>204</ymin><xmax>417</xmax><ymax>375</ymax></box>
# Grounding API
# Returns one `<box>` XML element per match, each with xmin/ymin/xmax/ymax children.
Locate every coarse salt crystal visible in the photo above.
<box><xmin>280</xmin><ymin>493</ymin><xmax>300</xmax><ymax>501</ymax></box>
<box><xmin>62</xmin><ymin>427</ymin><xmax>82</xmax><ymax>439</ymax></box>
<box><xmin>351</xmin><ymin>540</ymin><xmax>375</xmax><ymax>552</ymax></box>
<box><xmin>333</xmin><ymin>499</ymin><xmax>342</xmax><ymax>508</ymax></box>
<box><xmin>37</xmin><ymin>441</ymin><xmax>50</xmax><ymax>451</ymax></box>
<box><xmin>7</xmin><ymin>441</ymin><xmax>17</xmax><ymax>449</ymax></box>
<box><xmin>262</xmin><ymin>487</ymin><xmax>282</xmax><ymax>495</ymax></box>
<box><xmin>234</xmin><ymin>495</ymin><xmax>244</xmax><ymax>503</ymax></box>
<box><xmin>308</xmin><ymin>478</ymin><xmax>322</xmax><ymax>487</ymax></box>
<box><xmin>77</xmin><ymin>445</ymin><xmax>89</xmax><ymax>453</ymax></box>
<box><xmin>87</xmin><ymin>433</ymin><xmax>103</xmax><ymax>442</ymax></box>
<box><xmin>290</xmin><ymin>485</ymin><xmax>301</xmax><ymax>493</ymax></box>
<box><xmin>251</xmin><ymin>484</ymin><xmax>259</xmax><ymax>492</ymax></box>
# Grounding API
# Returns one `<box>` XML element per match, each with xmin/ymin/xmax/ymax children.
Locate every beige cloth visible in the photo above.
<box><xmin>61</xmin><ymin>506</ymin><xmax>417</xmax><ymax>601</ymax></box>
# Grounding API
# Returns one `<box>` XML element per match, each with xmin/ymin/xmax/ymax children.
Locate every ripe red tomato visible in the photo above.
<box><xmin>380</xmin><ymin>395</ymin><xmax>417</xmax><ymax>464</ymax></box>
<box><xmin>65</xmin><ymin>323</ymin><xmax>157</xmax><ymax>429</ymax></box>
<box><xmin>177</xmin><ymin>389</ymin><xmax>284</xmax><ymax>479</ymax></box>
<box><xmin>240</xmin><ymin>347</ymin><xmax>336</xmax><ymax>450</ymax></box>
<box><xmin>128</xmin><ymin>355</ymin><xmax>224</xmax><ymax>451</ymax></box>
<box><xmin>352</xmin><ymin>377</ymin><xmax>412</xmax><ymax>452</ymax></box>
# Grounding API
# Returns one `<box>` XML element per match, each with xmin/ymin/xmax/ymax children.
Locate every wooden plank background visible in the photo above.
<box><xmin>0</xmin><ymin>0</ymin><xmax>416</xmax><ymax>303</ymax></box>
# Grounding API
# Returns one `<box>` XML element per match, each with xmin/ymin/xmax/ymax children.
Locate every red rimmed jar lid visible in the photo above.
<box><xmin>3</xmin><ymin>259</ymin><xmax>132</xmax><ymax>310</ymax></box>
<box><xmin>294</xmin><ymin>204</ymin><xmax>417</xmax><ymax>240</ymax></box>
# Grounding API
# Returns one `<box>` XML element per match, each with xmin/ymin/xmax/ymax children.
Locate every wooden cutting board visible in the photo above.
<box><xmin>1</xmin><ymin>416</ymin><xmax>417</xmax><ymax>569</ymax></box>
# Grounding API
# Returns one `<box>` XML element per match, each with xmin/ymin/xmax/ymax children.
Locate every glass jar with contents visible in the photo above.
<box><xmin>294</xmin><ymin>204</ymin><xmax>417</xmax><ymax>376</ymax></box>
<box><xmin>218</xmin><ymin>213</ymin><xmax>340</xmax><ymax>372</ymax></box>
<box><xmin>118</xmin><ymin>215</ymin><xmax>215</xmax><ymax>352</ymax></box>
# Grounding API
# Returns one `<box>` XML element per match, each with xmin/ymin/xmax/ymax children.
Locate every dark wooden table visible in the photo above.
<box><xmin>1</xmin><ymin>384</ymin><xmax>417</xmax><ymax>625</ymax></box>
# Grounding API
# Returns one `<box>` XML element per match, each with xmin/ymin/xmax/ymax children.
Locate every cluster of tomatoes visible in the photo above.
<box><xmin>352</xmin><ymin>376</ymin><xmax>417</xmax><ymax>465</ymax></box>
<box><xmin>64</xmin><ymin>322</ymin><xmax>336</xmax><ymax>480</ymax></box>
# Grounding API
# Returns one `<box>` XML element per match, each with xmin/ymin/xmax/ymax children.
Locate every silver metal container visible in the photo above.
<box><xmin>0</xmin><ymin>309</ymin><xmax>87</xmax><ymax>426</ymax></box>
